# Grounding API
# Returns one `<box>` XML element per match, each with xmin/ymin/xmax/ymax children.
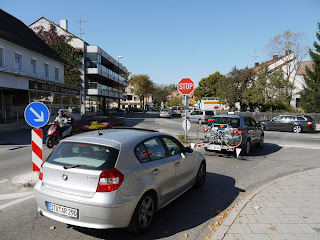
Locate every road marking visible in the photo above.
<box><xmin>290</xmin><ymin>135</ymin><xmax>320</xmax><ymax>140</ymax></box>
<box><xmin>280</xmin><ymin>144</ymin><xmax>320</xmax><ymax>150</ymax></box>
<box><xmin>0</xmin><ymin>191</ymin><xmax>34</xmax><ymax>201</ymax></box>
<box><xmin>0</xmin><ymin>194</ymin><xmax>34</xmax><ymax>210</ymax></box>
<box><xmin>0</xmin><ymin>179</ymin><xmax>8</xmax><ymax>184</ymax></box>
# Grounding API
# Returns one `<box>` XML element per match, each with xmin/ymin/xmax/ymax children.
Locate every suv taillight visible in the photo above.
<box><xmin>233</xmin><ymin>129</ymin><xmax>245</xmax><ymax>134</ymax></box>
<box><xmin>96</xmin><ymin>168</ymin><xmax>124</xmax><ymax>192</ymax></box>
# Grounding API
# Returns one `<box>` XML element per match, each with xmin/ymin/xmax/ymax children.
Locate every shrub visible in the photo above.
<box><xmin>113</xmin><ymin>118</ymin><xmax>125</xmax><ymax>126</ymax></box>
<box><xmin>88</xmin><ymin>124</ymin><xmax>107</xmax><ymax>131</ymax></box>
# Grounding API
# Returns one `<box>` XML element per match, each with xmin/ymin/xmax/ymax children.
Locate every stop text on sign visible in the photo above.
<box><xmin>178</xmin><ymin>78</ymin><xmax>194</xmax><ymax>95</ymax></box>
<box><xmin>179</xmin><ymin>83</ymin><xmax>194</xmax><ymax>90</ymax></box>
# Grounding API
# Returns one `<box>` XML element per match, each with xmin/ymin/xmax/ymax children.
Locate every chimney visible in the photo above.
<box><xmin>273</xmin><ymin>55</ymin><xmax>279</xmax><ymax>60</ymax></box>
<box><xmin>255</xmin><ymin>62</ymin><xmax>259</xmax><ymax>67</ymax></box>
<box><xmin>286</xmin><ymin>50</ymin><xmax>292</xmax><ymax>55</ymax></box>
<box><xmin>60</xmin><ymin>20</ymin><xmax>68</xmax><ymax>31</ymax></box>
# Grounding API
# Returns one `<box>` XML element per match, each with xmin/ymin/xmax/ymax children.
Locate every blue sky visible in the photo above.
<box><xmin>2</xmin><ymin>0</ymin><xmax>320</xmax><ymax>86</ymax></box>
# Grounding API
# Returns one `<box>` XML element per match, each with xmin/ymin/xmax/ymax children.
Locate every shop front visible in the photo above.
<box><xmin>28</xmin><ymin>80</ymin><xmax>81</xmax><ymax>118</ymax></box>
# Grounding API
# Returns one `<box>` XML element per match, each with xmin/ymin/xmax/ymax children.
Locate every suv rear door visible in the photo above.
<box><xmin>244</xmin><ymin>117</ymin><xmax>260</xmax><ymax>144</ymax></box>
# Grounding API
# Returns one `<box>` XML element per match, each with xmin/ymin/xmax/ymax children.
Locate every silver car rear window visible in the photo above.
<box><xmin>46</xmin><ymin>142</ymin><xmax>119</xmax><ymax>170</ymax></box>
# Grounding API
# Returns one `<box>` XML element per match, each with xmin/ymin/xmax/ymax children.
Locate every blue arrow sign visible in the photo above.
<box><xmin>24</xmin><ymin>102</ymin><xmax>50</xmax><ymax>128</ymax></box>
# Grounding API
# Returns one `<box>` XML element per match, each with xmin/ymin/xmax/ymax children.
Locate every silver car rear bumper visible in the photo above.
<box><xmin>34</xmin><ymin>181</ymin><xmax>139</xmax><ymax>229</ymax></box>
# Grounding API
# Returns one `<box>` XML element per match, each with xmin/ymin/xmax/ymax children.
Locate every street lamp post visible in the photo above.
<box><xmin>118</xmin><ymin>56</ymin><xmax>123</xmax><ymax>115</ymax></box>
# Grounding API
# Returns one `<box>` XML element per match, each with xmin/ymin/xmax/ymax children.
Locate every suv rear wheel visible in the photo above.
<box><xmin>242</xmin><ymin>139</ymin><xmax>251</xmax><ymax>156</ymax></box>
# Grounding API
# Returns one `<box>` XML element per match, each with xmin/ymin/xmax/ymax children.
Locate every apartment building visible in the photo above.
<box><xmin>29</xmin><ymin>18</ymin><xmax>128</xmax><ymax>115</ymax></box>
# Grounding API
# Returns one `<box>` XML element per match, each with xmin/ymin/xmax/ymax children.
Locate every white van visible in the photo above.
<box><xmin>170</xmin><ymin>106</ymin><xmax>182</xmax><ymax>116</ymax></box>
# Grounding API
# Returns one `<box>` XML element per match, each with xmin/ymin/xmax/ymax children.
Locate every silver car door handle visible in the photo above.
<box><xmin>175</xmin><ymin>161</ymin><xmax>181</xmax><ymax>167</ymax></box>
<box><xmin>151</xmin><ymin>169</ymin><xmax>159</xmax><ymax>175</ymax></box>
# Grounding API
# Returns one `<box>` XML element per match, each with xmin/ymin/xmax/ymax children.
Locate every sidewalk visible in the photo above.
<box><xmin>211</xmin><ymin>168</ymin><xmax>320</xmax><ymax>240</ymax></box>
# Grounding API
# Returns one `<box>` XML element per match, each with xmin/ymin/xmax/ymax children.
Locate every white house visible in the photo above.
<box><xmin>252</xmin><ymin>52</ymin><xmax>310</xmax><ymax>108</ymax></box>
<box><xmin>120</xmin><ymin>85</ymin><xmax>154</xmax><ymax>110</ymax></box>
<box><xmin>0</xmin><ymin>10</ymin><xmax>80</xmax><ymax>119</ymax></box>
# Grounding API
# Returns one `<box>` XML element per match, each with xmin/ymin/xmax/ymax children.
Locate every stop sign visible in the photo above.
<box><xmin>178</xmin><ymin>78</ymin><xmax>194</xmax><ymax>95</ymax></box>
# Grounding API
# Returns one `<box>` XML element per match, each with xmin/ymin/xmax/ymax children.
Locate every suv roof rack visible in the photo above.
<box><xmin>112</xmin><ymin>127</ymin><xmax>159</xmax><ymax>132</ymax></box>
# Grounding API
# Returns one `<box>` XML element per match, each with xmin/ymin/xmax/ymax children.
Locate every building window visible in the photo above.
<box><xmin>15</xmin><ymin>53</ymin><xmax>22</xmax><ymax>70</ymax></box>
<box><xmin>0</xmin><ymin>48</ymin><xmax>3</xmax><ymax>67</ymax></box>
<box><xmin>44</xmin><ymin>63</ymin><xmax>49</xmax><ymax>78</ymax></box>
<box><xmin>296</xmin><ymin>98</ymin><xmax>300</xmax><ymax>108</ymax></box>
<box><xmin>31</xmin><ymin>59</ymin><xmax>37</xmax><ymax>74</ymax></box>
<box><xmin>55</xmin><ymin>67</ymin><xmax>59</xmax><ymax>80</ymax></box>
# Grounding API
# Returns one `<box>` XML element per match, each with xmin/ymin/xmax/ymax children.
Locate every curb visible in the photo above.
<box><xmin>12</xmin><ymin>172</ymin><xmax>39</xmax><ymax>187</ymax></box>
<box><xmin>210</xmin><ymin>169</ymin><xmax>317</xmax><ymax>240</ymax></box>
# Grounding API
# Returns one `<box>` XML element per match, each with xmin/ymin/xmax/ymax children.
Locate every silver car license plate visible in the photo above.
<box><xmin>48</xmin><ymin>202</ymin><xmax>78</xmax><ymax>218</ymax></box>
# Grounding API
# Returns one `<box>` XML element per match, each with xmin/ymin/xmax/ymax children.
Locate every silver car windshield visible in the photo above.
<box><xmin>46</xmin><ymin>142</ymin><xmax>119</xmax><ymax>170</ymax></box>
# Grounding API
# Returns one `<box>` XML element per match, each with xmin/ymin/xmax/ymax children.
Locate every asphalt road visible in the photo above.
<box><xmin>0</xmin><ymin>112</ymin><xmax>320</xmax><ymax>240</ymax></box>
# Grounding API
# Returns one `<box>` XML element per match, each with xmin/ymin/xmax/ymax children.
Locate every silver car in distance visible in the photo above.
<box><xmin>34</xmin><ymin>128</ymin><xmax>206</xmax><ymax>234</ymax></box>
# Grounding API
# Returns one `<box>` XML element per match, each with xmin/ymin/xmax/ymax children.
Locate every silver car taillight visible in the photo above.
<box><xmin>96</xmin><ymin>168</ymin><xmax>124</xmax><ymax>192</ymax></box>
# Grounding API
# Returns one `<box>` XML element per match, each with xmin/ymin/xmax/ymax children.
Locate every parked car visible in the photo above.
<box><xmin>159</xmin><ymin>109</ymin><xmax>171</xmax><ymax>118</ymax></box>
<box><xmin>170</xmin><ymin>106</ymin><xmax>182</xmax><ymax>116</ymax></box>
<box><xmin>206</xmin><ymin>114</ymin><xmax>264</xmax><ymax>156</ymax></box>
<box><xmin>34</xmin><ymin>128</ymin><xmax>206</xmax><ymax>234</ymax></box>
<box><xmin>258</xmin><ymin>114</ymin><xmax>316</xmax><ymax>133</ymax></box>
<box><xmin>187</xmin><ymin>110</ymin><xmax>214</xmax><ymax>124</ymax></box>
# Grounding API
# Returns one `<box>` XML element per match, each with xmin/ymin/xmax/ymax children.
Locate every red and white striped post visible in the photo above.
<box><xmin>32</xmin><ymin>129</ymin><xmax>43</xmax><ymax>172</ymax></box>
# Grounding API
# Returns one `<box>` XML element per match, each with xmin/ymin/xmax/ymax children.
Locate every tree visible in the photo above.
<box><xmin>167</xmin><ymin>84</ymin><xmax>177</xmax><ymax>92</ymax></box>
<box><xmin>300</xmin><ymin>23</ymin><xmax>320</xmax><ymax>112</ymax></box>
<box><xmin>152</xmin><ymin>84</ymin><xmax>171</xmax><ymax>109</ymax></box>
<box><xmin>128</xmin><ymin>74</ymin><xmax>154</xmax><ymax>107</ymax></box>
<box><xmin>217</xmin><ymin>67</ymin><xmax>254</xmax><ymax>110</ymax></box>
<box><xmin>243</xmin><ymin>65</ymin><xmax>293</xmax><ymax>111</ymax></box>
<box><xmin>168</xmin><ymin>96</ymin><xmax>183</xmax><ymax>107</ymax></box>
<box><xmin>34</xmin><ymin>24</ymin><xmax>82</xmax><ymax>87</ymax></box>
<box><xmin>194</xmin><ymin>72</ymin><xmax>225</xmax><ymax>100</ymax></box>
<box><xmin>265</xmin><ymin>30</ymin><xmax>309</xmax><ymax>103</ymax></box>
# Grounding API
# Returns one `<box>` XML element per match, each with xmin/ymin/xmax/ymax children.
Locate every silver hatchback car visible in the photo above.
<box><xmin>34</xmin><ymin>128</ymin><xmax>206</xmax><ymax>233</ymax></box>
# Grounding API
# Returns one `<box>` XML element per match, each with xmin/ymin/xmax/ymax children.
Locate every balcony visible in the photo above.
<box><xmin>87</xmin><ymin>82</ymin><xmax>125</xmax><ymax>98</ymax></box>
<box><xmin>86</xmin><ymin>46</ymin><xmax>128</xmax><ymax>74</ymax></box>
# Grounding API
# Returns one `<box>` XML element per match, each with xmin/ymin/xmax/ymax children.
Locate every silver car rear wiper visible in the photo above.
<box><xmin>63</xmin><ymin>164</ymin><xmax>89</xmax><ymax>169</ymax></box>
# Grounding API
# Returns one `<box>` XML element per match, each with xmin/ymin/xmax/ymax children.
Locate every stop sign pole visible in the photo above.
<box><xmin>178</xmin><ymin>78</ymin><xmax>194</xmax><ymax>140</ymax></box>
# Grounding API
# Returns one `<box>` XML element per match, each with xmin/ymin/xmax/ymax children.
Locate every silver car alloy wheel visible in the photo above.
<box><xmin>138</xmin><ymin>196</ymin><xmax>154</xmax><ymax>228</ymax></box>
